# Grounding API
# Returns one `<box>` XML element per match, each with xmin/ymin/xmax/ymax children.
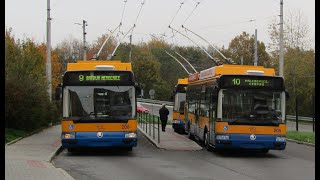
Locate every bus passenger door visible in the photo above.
<box><xmin>194</xmin><ymin>99</ymin><xmax>199</xmax><ymax>137</ymax></box>
<box><xmin>210</xmin><ymin>89</ymin><xmax>218</xmax><ymax>144</ymax></box>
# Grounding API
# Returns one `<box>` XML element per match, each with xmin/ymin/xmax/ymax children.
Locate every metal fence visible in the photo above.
<box><xmin>137</xmin><ymin>98</ymin><xmax>173</xmax><ymax>106</ymax></box>
<box><xmin>137</xmin><ymin>112</ymin><xmax>161</xmax><ymax>144</ymax></box>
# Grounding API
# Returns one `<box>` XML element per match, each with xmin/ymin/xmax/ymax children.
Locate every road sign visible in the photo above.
<box><xmin>149</xmin><ymin>89</ymin><xmax>155</xmax><ymax>96</ymax></box>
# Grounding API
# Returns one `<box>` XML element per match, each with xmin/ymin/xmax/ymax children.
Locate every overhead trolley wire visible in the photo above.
<box><xmin>111</xmin><ymin>0</ymin><xmax>146</xmax><ymax>58</ymax></box>
<box><xmin>182</xmin><ymin>1</ymin><xmax>201</xmax><ymax>26</ymax></box>
<box><xmin>169</xmin><ymin>26</ymin><xmax>222</xmax><ymax>66</ymax></box>
<box><xmin>130</xmin><ymin>0</ymin><xmax>146</xmax><ymax>37</ymax></box>
<box><xmin>161</xmin><ymin>1</ymin><xmax>186</xmax><ymax>38</ymax></box>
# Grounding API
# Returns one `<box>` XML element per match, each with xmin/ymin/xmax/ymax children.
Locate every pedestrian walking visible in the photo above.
<box><xmin>159</xmin><ymin>104</ymin><xmax>169</xmax><ymax>132</ymax></box>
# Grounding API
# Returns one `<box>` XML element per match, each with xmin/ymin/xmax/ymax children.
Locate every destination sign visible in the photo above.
<box><xmin>219</xmin><ymin>75</ymin><xmax>284</xmax><ymax>90</ymax></box>
<box><xmin>63</xmin><ymin>71</ymin><xmax>134</xmax><ymax>86</ymax></box>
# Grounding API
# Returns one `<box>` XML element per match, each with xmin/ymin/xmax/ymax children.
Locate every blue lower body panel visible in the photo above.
<box><xmin>62</xmin><ymin>131</ymin><xmax>137</xmax><ymax>148</ymax></box>
<box><xmin>214</xmin><ymin>134</ymin><xmax>286</xmax><ymax>150</ymax></box>
<box><xmin>172</xmin><ymin>120</ymin><xmax>185</xmax><ymax>131</ymax></box>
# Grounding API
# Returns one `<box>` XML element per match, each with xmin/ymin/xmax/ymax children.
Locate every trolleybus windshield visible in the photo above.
<box><xmin>221</xmin><ymin>89</ymin><xmax>284</xmax><ymax>126</ymax></box>
<box><xmin>63</xmin><ymin>86</ymin><xmax>135</xmax><ymax>122</ymax></box>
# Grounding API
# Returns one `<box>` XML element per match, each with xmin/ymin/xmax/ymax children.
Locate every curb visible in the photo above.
<box><xmin>6</xmin><ymin>125</ymin><xmax>52</xmax><ymax>146</ymax></box>
<box><xmin>287</xmin><ymin>138</ymin><xmax>315</xmax><ymax>147</ymax></box>
<box><xmin>57</xmin><ymin>168</ymin><xmax>75</xmax><ymax>180</ymax></box>
<box><xmin>6</xmin><ymin>137</ymin><xmax>23</xmax><ymax>145</ymax></box>
<box><xmin>50</xmin><ymin>146</ymin><xmax>75</xmax><ymax>180</ymax></box>
<box><xmin>49</xmin><ymin>145</ymin><xmax>64</xmax><ymax>163</ymax></box>
<box><xmin>137</xmin><ymin>126</ymin><xmax>163</xmax><ymax>149</ymax></box>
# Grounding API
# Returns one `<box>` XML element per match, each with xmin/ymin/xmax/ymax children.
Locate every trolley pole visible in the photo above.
<box><xmin>46</xmin><ymin>0</ymin><xmax>52</xmax><ymax>101</ymax></box>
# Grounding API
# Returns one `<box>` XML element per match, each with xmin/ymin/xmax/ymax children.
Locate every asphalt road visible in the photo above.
<box><xmin>53</xmin><ymin>131</ymin><xmax>315</xmax><ymax>180</ymax></box>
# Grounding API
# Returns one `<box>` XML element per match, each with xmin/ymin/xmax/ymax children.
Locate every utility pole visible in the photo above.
<box><xmin>82</xmin><ymin>20</ymin><xmax>88</xmax><ymax>60</ymax></box>
<box><xmin>129</xmin><ymin>34</ymin><xmax>132</xmax><ymax>62</ymax></box>
<box><xmin>279</xmin><ymin>0</ymin><xmax>284</xmax><ymax>77</ymax></box>
<box><xmin>75</xmin><ymin>20</ymin><xmax>88</xmax><ymax>60</ymax></box>
<box><xmin>254</xmin><ymin>29</ymin><xmax>258</xmax><ymax>66</ymax></box>
<box><xmin>46</xmin><ymin>0</ymin><xmax>52</xmax><ymax>101</ymax></box>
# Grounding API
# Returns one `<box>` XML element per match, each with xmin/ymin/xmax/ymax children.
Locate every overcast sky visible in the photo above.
<box><xmin>5</xmin><ymin>0</ymin><xmax>315</xmax><ymax>50</ymax></box>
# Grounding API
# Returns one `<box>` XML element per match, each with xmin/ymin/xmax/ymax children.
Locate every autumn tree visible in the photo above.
<box><xmin>268</xmin><ymin>10</ymin><xmax>315</xmax><ymax>117</ymax></box>
<box><xmin>38</xmin><ymin>43</ymin><xmax>62</xmax><ymax>90</ymax></box>
<box><xmin>5</xmin><ymin>28</ymin><xmax>59</xmax><ymax>131</ymax></box>
<box><xmin>222</xmin><ymin>31</ymin><xmax>271</xmax><ymax>67</ymax></box>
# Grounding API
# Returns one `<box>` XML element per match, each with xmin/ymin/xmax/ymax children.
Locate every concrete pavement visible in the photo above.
<box><xmin>5</xmin><ymin>125</ymin><xmax>74</xmax><ymax>180</ymax></box>
<box><xmin>138</xmin><ymin>125</ymin><xmax>203</xmax><ymax>151</ymax></box>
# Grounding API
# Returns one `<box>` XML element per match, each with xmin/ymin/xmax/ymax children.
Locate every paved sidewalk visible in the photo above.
<box><xmin>5</xmin><ymin>125</ymin><xmax>74</xmax><ymax>180</ymax></box>
<box><xmin>138</xmin><ymin>125</ymin><xmax>203</xmax><ymax>151</ymax></box>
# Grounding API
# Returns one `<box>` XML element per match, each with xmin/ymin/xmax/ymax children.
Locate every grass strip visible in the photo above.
<box><xmin>286</xmin><ymin>131</ymin><xmax>315</xmax><ymax>144</ymax></box>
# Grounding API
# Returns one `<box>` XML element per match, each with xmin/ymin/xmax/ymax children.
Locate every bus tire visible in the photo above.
<box><xmin>260</xmin><ymin>149</ymin><xmax>269</xmax><ymax>153</ymax></box>
<box><xmin>204</xmin><ymin>131</ymin><xmax>213</xmax><ymax>152</ymax></box>
<box><xmin>67</xmin><ymin>148</ymin><xmax>75</xmax><ymax>153</ymax></box>
<box><xmin>188</xmin><ymin>124</ymin><xmax>194</xmax><ymax>140</ymax></box>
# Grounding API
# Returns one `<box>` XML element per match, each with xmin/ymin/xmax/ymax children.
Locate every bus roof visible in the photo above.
<box><xmin>177</xmin><ymin>78</ymin><xmax>188</xmax><ymax>85</ymax></box>
<box><xmin>67</xmin><ymin>60</ymin><xmax>132</xmax><ymax>71</ymax></box>
<box><xmin>189</xmin><ymin>64</ymin><xmax>276</xmax><ymax>82</ymax></box>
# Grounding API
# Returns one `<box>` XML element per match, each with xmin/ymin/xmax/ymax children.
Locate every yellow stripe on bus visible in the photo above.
<box><xmin>61</xmin><ymin>120</ymin><xmax>137</xmax><ymax>132</ymax></box>
<box><xmin>173</xmin><ymin>112</ymin><xmax>185</xmax><ymax>121</ymax></box>
<box><xmin>215</xmin><ymin>122</ymin><xmax>286</xmax><ymax>135</ymax></box>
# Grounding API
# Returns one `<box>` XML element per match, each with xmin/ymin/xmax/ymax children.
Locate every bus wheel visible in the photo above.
<box><xmin>260</xmin><ymin>149</ymin><xmax>269</xmax><ymax>153</ymax></box>
<box><xmin>204</xmin><ymin>131</ymin><xmax>213</xmax><ymax>152</ymax></box>
<box><xmin>67</xmin><ymin>148</ymin><xmax>75</xmax><ymax>153</ymax></box>
<box><xmin>188</xmin><ymin>125</ymin><xmax>194</xmax><ymax>140</ymax></box>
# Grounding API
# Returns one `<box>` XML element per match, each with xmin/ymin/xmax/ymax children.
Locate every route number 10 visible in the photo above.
<box><xmin>232</xmin><ymin>78</ymin><xmax>241</xmax><ymax>85</ymax></box>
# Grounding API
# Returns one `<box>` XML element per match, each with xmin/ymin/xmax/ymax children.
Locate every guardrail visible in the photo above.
<box><xmin>137</xmin><ymin>98</ymin><xmax>174</xmax><ymax>106</ymax></box>
<box><xmin>286</xmin><ymin>115</ymin><xmax>314</xmax><ymax>122</ymax></box>
<box><xmin>137</xmin><ymin>112</ymin><xmax>161</xmax><ymax>144</ymax></box>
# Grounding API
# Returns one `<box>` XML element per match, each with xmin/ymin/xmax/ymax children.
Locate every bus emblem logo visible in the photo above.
<box><xmin>68</xmin><ymin>124</ymin><xmax>74</xmax><ymax>130</ymax></box>
<box><xmin>97</xmin><ymin>132</ymin><xmax>103</xmax><ymax>138</ymax></box>
<box><xmin>250</xmin><ymin>134</ymin><xmax>256</xmax><ymax>140</ymax></box>
<box><xmin>223</xmin><ymin>126</ymin><xmax>228</xmax><ymax>131</ymax></box>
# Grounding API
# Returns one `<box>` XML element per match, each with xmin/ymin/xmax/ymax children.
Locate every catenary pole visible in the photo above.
<box><xmin>46</xmin><ymin>0</ymin><xmax>52</xmax><ymax>101</ymax></box>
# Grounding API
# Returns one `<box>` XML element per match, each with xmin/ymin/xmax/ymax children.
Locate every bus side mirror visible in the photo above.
<box><xmin>135</xmin><ymin>83</ymin><xmax>141</xmax><ymax>95</ymax></box>
<box><xmin>212</xmin><ymin>87</ymin><xmax>219</xmax><ymax>100</ymax></box>
<box><xmin>55</xmin><ymin>85</ymin><xmax>62</xmax><ymax>101</ymax></box>
<box><xmin>285</xmin><ymin>90</ymin><xmax>290</xmax><ymax>100</ymax></box>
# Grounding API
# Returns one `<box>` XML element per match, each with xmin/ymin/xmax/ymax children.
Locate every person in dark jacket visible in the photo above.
<box><xmin>159</xmin><ymin>104</ymin><xmax>169</xmax><ymax>132</ymax></box>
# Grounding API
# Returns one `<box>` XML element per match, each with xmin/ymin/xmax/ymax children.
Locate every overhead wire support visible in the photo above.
<box><xmin>182</xmin><ymin>25</ymin><xmax>235</xmax><ymax>64</ymax></box>
<box><xmin>165</xmin><ymin>51</ymin><xmax>190</xmax><ymax>75</ymax></box>
<box><xmin>169</xmin><ymin>25</ymin><xmax>222</xmax><ymax>65</ymax></box>
<box><xmin>174</xmin><ymin>51</ymin><xmax>198</xmax><ymax>73</ymax></box>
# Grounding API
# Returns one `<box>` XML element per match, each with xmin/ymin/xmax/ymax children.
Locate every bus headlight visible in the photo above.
<box><xmin>62</xmin><ymin>133</ymin><xmax>75</xmax><ymax>139</ymax></box>
<box><xmin>216</xmin><ymin>135</ymin><xmax>229</xmax><ymax>140</ymax></box>
<box><xmin>125</xmin><ymin>132</ymin><xmax>137</xmax><ymax>138</ymax></box>
<box><xmin>276</xmin><ymin>136</ymin><xmax>286</xmax><ymax>142</ymax></box>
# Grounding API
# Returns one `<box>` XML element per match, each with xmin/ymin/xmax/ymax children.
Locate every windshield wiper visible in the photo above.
<box><xmin>74</xmin><ymin>112</ymin><xmax>96</xmax><ymax>122</ymax></box>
